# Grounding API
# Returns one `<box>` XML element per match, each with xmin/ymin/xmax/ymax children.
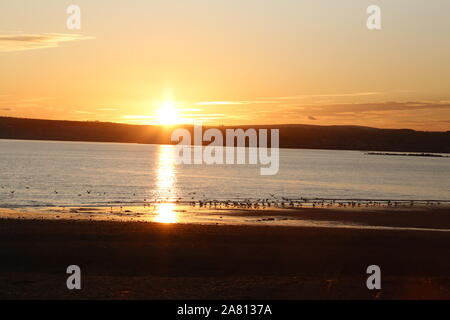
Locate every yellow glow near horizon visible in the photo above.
<box><xmin>156</xmin><ymin>101</ymin><xmax>180</xmax><ymax>125</ymax></box>
<box><xmin>2</xmin><ymin>2</ymin><xmax>450</xmax><ymax>131</ymax></box>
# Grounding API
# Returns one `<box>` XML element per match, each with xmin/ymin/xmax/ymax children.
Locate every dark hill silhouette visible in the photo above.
<box><xmin>0</xmin><ymin>117</ymin><xmax>449</xmax><ymax>153</ymax></box>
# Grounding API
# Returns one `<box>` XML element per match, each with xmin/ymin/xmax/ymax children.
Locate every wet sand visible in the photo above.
<box><xmin>3</xmin><ymin>204</ymin><xmax>450</xmax><ymax>230</ymax></box>
<box><xmin>0</xmin><ymin>207</ymin><xmax>450</xmax><ymax>299</ymax></box>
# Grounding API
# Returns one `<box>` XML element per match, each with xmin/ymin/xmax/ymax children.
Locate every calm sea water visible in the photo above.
<box><xmin>0</xmin><ymin>139</ymin><xmax>449</xmax><ymax>208</ymax></box>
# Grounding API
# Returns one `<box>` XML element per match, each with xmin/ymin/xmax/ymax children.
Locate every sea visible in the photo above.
<box><xmin>0</xmin><ymin>139</ymin><xmax>449</xmax><ymax>208</ymax></box>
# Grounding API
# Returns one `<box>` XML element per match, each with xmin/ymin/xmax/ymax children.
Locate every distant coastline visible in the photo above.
<box><xmin>1</xmin><ymin>116</ymin><xmax>449</xmax><ymax>153</ymax></box>
<box><xmin>366</xmin><ymin>152</ymin><xmax>450</xmax><ymax>158</ymax></box>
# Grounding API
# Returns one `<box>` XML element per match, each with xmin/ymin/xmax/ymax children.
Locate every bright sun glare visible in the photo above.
<box><xmin>156</xmin><ymin>101</ymin><xmax>179</xmax><ymax>125</ymax></box>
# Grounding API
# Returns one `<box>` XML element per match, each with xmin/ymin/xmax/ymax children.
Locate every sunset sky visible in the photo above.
<box><xmin>1</xmin><ymin>0</ymin><xmax>449</xmax><ymax>131</ymax></box>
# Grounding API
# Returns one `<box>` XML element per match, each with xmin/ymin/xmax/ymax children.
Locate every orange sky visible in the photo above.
<box><xmin>0</xmin><ymin>0</ymin><xmax>449</xmax><ymax>131</ymax></box>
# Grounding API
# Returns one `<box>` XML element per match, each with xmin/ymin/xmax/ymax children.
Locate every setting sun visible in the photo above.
<box><xmin>156</xmin><ymin>101</ymin><xmax>180</xmax><ymax>125</ymax></box>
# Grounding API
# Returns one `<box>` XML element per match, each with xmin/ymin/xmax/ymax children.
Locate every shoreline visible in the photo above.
<box><xmin>1</xmin><ymin>204</ymin><xmax>450</xmax><ymax>231</ymax></box>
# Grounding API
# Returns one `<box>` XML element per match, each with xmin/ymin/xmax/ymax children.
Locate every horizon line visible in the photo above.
<box><xmin>1</xmin><ymin>116</ymin><xmax>449</xmax><ymax>133</ymax></box>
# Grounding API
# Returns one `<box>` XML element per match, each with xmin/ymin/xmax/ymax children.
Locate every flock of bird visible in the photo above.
<box><xmin>181</xmin><ymin>198</ymin><xmax>444</xmax><ymax>209</ymax></box>
<box><xmin>2</xmin><ymin>185</ymin><xmax>445</xmax><ymax>209</ymax></box>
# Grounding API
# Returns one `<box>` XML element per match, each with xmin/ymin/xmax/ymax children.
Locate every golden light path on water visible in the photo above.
<box><xmin>154</xmin><ymin>145</ymin><xmax>178</xmax><ymax>223</ymax></box>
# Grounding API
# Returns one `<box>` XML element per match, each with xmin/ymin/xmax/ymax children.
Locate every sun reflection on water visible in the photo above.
<box><xmin>154</xmin><ymin>202</ymin><xmax>178</xmax><ymax>223</ymax></box>
<box><xmin>156</xmin><ymin>145</ymin><xmax>176</xmax><ymax>194</ymax></box>
<box><xmin>154</xmin><ymin>145</ymin><xmax>178</xmax><ymax>223</ymax></box>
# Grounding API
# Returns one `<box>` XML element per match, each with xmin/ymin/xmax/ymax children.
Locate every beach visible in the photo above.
<box><xmin>1</xmin><ymin>206</ymin><xmax>449</xmax><ymax>300</ymax></box>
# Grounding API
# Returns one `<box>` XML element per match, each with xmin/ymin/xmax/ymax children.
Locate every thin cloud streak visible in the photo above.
<box><xmin>281</xmin><ymin>101</ymin><xmax>450</xmax><ymax>115</ymax></box>
<box><xmin>277</xmin><ymin>92</ymin><xmax>383</xmax><ymax>100</ymax></box>
<box><xmin>195</xmin><ymin>101</ymin><xmax>249</xmax><ymax>106</ymax></box>
<box><xmin>195</xmin><ymin>92</ymin><xmax>385</xmax><ymax>107</ymax></box>
<box><xmin>0</xmin><ymin>33</ymin><xmax>94</xmax><ymax>52</ymax></box>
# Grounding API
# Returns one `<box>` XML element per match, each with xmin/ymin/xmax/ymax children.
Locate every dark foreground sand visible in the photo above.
<box><xmin>1</xmin><ymin>208</ymin><xmax>450</xmax><ymax>299</ymax></box>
